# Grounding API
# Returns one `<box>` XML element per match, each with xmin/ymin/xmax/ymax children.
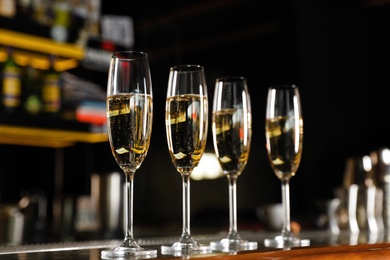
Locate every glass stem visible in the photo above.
<box><xmin>180</xmin><ymin>174</ymin><xmax>192</xmax><ymax>242</ymax></box>
<box><xmin>281</xmin><ymin>179</ymin><xmax>291</xmax><ymax>234</ymax></box>
<box><xmin>121</xmin><ymin>172</ymin><xmax>139</xmax><ymax>248</ymax></box>
<box><xmin>227</xmin><ymin>175</ymin><xmax>240</xmax><ymax>239</ymax></box>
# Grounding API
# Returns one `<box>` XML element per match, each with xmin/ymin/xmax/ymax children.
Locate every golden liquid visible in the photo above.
<box><xmin>212</xmin><ymin>108</ymin><xmax>251</xmax><ymax>176</ymax></box>
<box><xmin>265</xmin><ymin>115</ymin><xmax>303</xmax><ymax>180</ymax></box>
<box><xmin>165</xmin><ymin>94</ymin><xmax>208</xmax><ymax>175</ymax></box>
<box><xmin>107</xmin><ymin>93</ymin><xmax>153</xmax><ymax>173</ymax></box>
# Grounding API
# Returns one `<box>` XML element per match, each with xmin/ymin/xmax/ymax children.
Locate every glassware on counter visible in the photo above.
<box><xmin>209</xmin><ymin>76</ymin><xmax>257</xmax><ymax>252</ymax></box>
<box><xmin>101</xmin><ymin>51</ymin><xmax>157</xmax><ymax>258</ymax></box>
<box><xmin>264</xmin><ymin>84</ymin><xmax>310</xmax><ymax>248</ymax></box>
<box><xmin>161</xmin><ymin>65</ymin><xmax>211</xmax><ymax>256</ymax></box>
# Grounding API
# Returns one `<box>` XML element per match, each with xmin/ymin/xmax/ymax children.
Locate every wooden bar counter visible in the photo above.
<box><xmin>1</xmin><ymin>230</ymin><xmax>390</xmax><ymax>259</ymax></box>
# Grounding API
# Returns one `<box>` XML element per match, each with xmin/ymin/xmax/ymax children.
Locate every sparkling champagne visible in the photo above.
<box><xmin>107</xmin><ymin>93</ymin><xmax>153</xmax><ymax>173</ymax></box>
<box><xmin>265</xmin><ymin>115</ymin><xmax>303</xmax><ymax>180</ymax></box>
<box><xmin>166</xmin><ymin>94</ymin><xmax>208</xmax><ymax>175</ymax></box>
<box><xmin>212</xmin><ymin>108</ymin><xmax>251</xmax><ymax>176</ymax></box>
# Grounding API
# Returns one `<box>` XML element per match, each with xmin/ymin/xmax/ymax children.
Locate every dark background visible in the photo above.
<box><xmin>1</xmin><ymin>0</ymin><xmax>390</xmax><ymax>240</ymax></box>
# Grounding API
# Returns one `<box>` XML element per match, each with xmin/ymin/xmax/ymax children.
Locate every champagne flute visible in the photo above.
<box><xmin>161</xmin><ymin>65</ymin><xmax>211</xmax><ymax>255</ymax></box>
<box><xmin>264</xmin><ymin>84</ymin><xmax>309</xmax><ymax>248</ymax></box>
<box><xmin>209</xmin><ymin>76</ymin><xmax>257</xmax><ymax>251</ymax></box>
<box><xmin>101</xmin><ymin>51</ymin><xmax>157</xmax><ymax>258</ymax></box>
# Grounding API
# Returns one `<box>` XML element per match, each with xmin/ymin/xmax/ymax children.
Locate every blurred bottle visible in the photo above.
<box><xmin>1</xmin><ymin>46</ymin><xmax>22</xmax><ymax>113</ymax></box>
<box><xmin>0</xmin><ymin>0</ymin><xmax>17</xmax><ymax>18</ymax></box>
<box><xmin>32</xmin><ymin>0</ymin><xmax>52</xmax><ymax>26</ymax></box>
<box><xmin>42</xmin><ymin>55</ymin><xmax>61</xmax><ymax>117</ymax></box>
<box><xmin>23</xmin><ymin>60</ymin><xmax>43</xmax><ymax>116</ymax></box>
<box><xmin>50</xmin><ymin>0</ymin><xmax>71</xmax><ymax>42</ymax></box>
<box><xmin>16</xmin><ymin>0</ymin><xmax>32</xmax><ymax>17</ymax></box>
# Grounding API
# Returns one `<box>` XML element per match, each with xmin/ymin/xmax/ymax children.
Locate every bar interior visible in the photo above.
<box><xmin>0</xmin><ymin>0</ymin><xmax>390</xmax><ymax>259</ymax></box>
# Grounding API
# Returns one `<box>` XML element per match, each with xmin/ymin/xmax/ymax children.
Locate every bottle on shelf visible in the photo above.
<box><xmin>23</xmin><ymin>59</ymin><xmax>43</xmax><ymax>116</ymax></box>
<box><xmin>42</xmin><ymin>55</ymin><xmax>62</xmax><ymax>117</ymax></box>
<box><xmin>0</xmin><ymin>0</ymin><xmax>17</xmax><ymax>18</ymax></box>
<box><xmin>50</xmin><ymin>0</ymin><xmax>71</xmax><ymax>42</ymax></box>
<box><xmin>1</xmin><ymin>46</ymin><xmax>22</xmax><ymax>113</ymax></box>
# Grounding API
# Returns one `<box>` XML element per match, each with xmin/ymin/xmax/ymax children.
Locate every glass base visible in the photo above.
<box><xmin>101</xmin><ymin>246</ymin><xmax>157</xmax><ymax>259</ymax></box>
<box><xmin>210</xmin><ymin>238</ymin><xmax>258</xmax><ymax>252</ymax></box>
<box><xmin>264</xmin><ymin>233</ymin><xmax>310</xmax><ymax>249</ymax></box>
<box><xmin>161</xmin><ymin>241</ymin><xmax>212</xmax><ymax>256</ymax></box>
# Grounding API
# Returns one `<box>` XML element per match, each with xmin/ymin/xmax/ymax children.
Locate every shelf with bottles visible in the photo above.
<box><xmin>2</xmin><ymin>47</ymin><xmax>64</xmax><ymax>116</ymax></box>
<box><xmin>0</xmin><ymin>45</ymin><xmax>107</xmax><ymax>147</ymax></box>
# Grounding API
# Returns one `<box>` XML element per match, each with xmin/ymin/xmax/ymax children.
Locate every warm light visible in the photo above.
<box><xmin>0</xmin><ymin>28</ymin><xmax>84</xmax><ymax>59</ymax></box>
<box><xmin>18</xmin><ymin>195</ymin><xmax>30</xmax><ymax>209</ymax></box>
<box><xmin>381</xmin><ymin>148</ymin><xmax>390</xmax><ymax>165</ymax></box>
<box><xmin>0</xmin><ymin>47</ymin><xmax>7</xmax><ymax>62</ymax></box>
<box><xmin>13</xmin><ymin>50</ymin><xmax>78</xmax><ymax>71</ymax></box>
<box><xmin>362</xmin><ymin>155</ymin><xmax>372</xmax><ymax>172</ymax></box>
<box><xmin>192</xmin><ymin>152</ymin><xmax>223</xmax><ymax>180</ymax></box>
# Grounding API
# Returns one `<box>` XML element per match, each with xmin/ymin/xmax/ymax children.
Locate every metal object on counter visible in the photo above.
<box><xmin>366</xmin><ymin>151</ymin><xmax>384</xmax><ymax>234</ymax></box>
<box><xmin>359</xmin><ymin>154</ymin><xmax>384</xmax><ymax>235</ymax></box>
<box><xmin>91</xmin><ymin>172</ymin><xmax>124</xmax><ymax>239</ymax></box>
<box><xmin>366</xmin><ymin>185</ymin><xmax>380</xmax><ymax>233</ymax></box>
<box><xmin>371</xmin><ymin>148</ymin><xmax>390</xmax><ymax>232</ymax></box>
<box><xmin>326</xmin><ymin>198</ymin><xmax>341</xmax><ymax>235</ymax></box>
<box><xmin>334</xmin><ymin>154</ymin><xmax>385</xmax><ymax>236</ymax></box>
<box><xmin>0</xmin><ymin>204</ymin><xmax>24</xmax><ymax>245</ymax></box>
<box><xmin>348</xmin><ymin>184</ymin><xmax>360</xmax><ymax>234</ymax></box>
<box><xmin>336</xmin><ymin>156</ymin><xmax>365</xmax><ymax>234</ymax></box>
<box><xmin>59</xmin><ymin>172</ymin><xmax>125</xmax><ymax>241</ymax></box>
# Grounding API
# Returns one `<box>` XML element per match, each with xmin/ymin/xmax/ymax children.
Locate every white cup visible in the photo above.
<box><xmin>256</xmin><ymin>203</ymin><xmax>284</xmax><ymax>230</ymax></box>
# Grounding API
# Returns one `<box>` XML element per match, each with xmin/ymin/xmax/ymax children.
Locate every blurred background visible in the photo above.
<box><xmin>0</xmin><ymin>0</ymin><xmax>390</xmax><ymax>245</ymax></box>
